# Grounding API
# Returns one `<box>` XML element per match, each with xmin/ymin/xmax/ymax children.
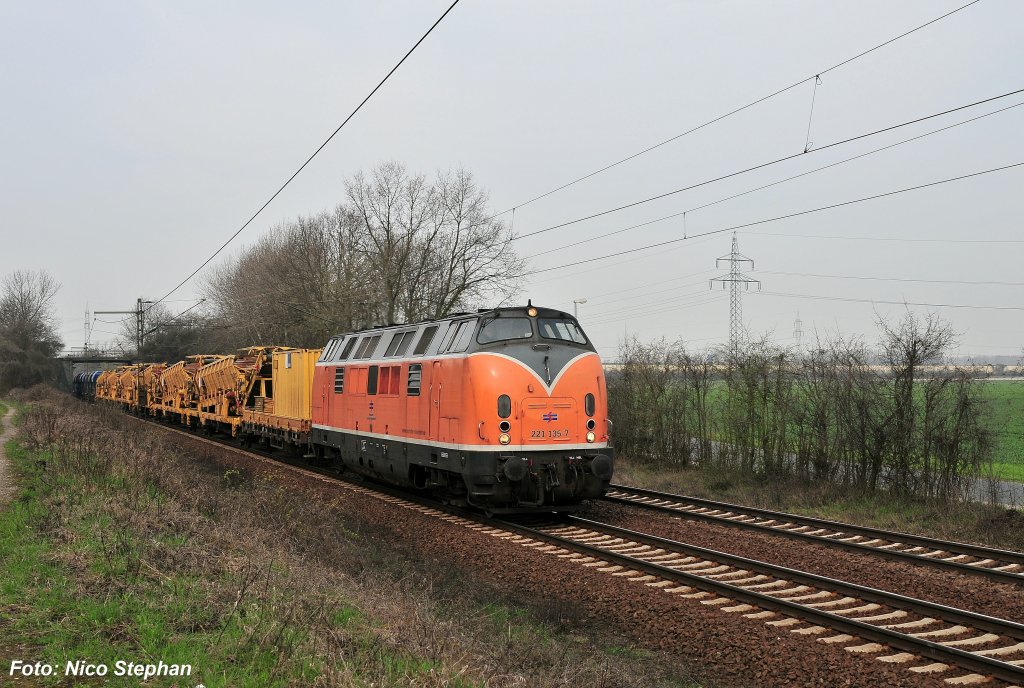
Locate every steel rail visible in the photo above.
<box><xmin>501</xmin><ymin>517</ymin><xmax>1024</xmax><ymax>684</ymax></box>
<box><xmin>605</xmin><ymin>484</ymin><xmax>1024</xmax><ymax>584</ymax></box>
<box><xmin>120</xmin><ymin>413</ymin><xmax>1024</xmax><ymax>682</ymax></box>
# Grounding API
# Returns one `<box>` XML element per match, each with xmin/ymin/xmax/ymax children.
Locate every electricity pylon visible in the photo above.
<box><xmin>710</xmin><ymin>233</ymin><xmax>760</xmax><ymax>354</ymax></box>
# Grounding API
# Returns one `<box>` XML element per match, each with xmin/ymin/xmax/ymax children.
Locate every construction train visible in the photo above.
<box><xmin>82</xmin><ymin>305</ymin><xmax>614</xmax><ymax>513</ymax></box>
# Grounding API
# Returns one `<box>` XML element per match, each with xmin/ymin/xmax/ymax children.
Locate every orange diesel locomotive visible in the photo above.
<box><xmin>311</xmin><ymin>304</ymin><xmax>613</xmax><ymax>512</ymax></box>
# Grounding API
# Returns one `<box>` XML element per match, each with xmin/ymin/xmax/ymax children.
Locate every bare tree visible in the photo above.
<box><xmin>405</xmin><ymin>167</ymin><xmax>525</xmax><ymax>319</ymax></box>
<box><xmin>0</xmin><ymin>269</ymin><xmax>63</xmax><ymax>391</ymax></box>
<box><xmin>346</xmin><ymin>161</ymin><xmax>436</xmax><ymax>324</ymax></box>
<box><xmin>203</xmin><ymin>161</ymin><xmax>525</xmax><ymax>346</ymax></box>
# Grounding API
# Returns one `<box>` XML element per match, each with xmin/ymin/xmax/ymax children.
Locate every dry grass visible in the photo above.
<box><xmin>1</xmin><ymin>388</ymin><xmax>698</xmax><ymax>688</ymax></box>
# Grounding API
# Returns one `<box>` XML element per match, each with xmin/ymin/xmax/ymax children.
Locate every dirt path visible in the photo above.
<box><xmin>0</xmin><ymin>405</ymin><xmax>15</xmax><ymax>507</ymax></box>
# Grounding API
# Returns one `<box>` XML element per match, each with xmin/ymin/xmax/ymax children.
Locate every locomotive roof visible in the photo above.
<box><xmin>317</xmin><ymin>304</ymin><xmax>596</xmax><ymax>367</ymax></box>
<box><xmin>329</xmin><ymin>304</ymin><xmax>573</xmax><ymax>339</ymax></box>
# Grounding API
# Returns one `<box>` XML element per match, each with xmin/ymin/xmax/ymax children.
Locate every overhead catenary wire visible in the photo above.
<box><xmin>146</xmin><ymin>0</ymin><xmax>463</xmax><ymax>314</ymax></box>
<box><xmin>144</xmin><ymin>299</ymin><xmax>208</xmax><ymax>337</ymax></box>
<box><xmin>514</xmin><ymin>86</ymin><xmax>1024</xmax><ymax>243</ymax></box>
<box><xmin>525</xmin><ymin>99</ymin><xmax>1024</xmax><ymax>259</ymax></box>
<box><xmin>743</xmin><ymin>232</ymin><xmax>1024</xmax><ymax>244</ymax></box>
<box><xmin>526</xmin><ymin>160</ymin><xmax>1024</xmax><ymax>276</ymax></box>
<box><xmin>490</xmin><ymin>0</ymin><xmax>983</xmax><ymax>218</ymax></box>
<box><xmin>759</xmin><ymin>270</ymin><xmax>1024</xmax><ymax>287</ymax></box>
<box><xmin>756</xmin><ymin>291</ymin><xmax>1024</xmax><ymax>312</ymax></box>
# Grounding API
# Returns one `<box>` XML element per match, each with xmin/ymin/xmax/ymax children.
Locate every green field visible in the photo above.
<box><xmin>981</xmin><ymin>380</ymin><xmax>1024</xmax><ymax>482</ymax></box>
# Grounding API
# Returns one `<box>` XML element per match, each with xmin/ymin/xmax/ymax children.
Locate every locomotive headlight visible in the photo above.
<box><xmin>499</xmin><ymin>433</ymin><xmax>511</xmax><ymax>445</ymax></box>
<box><xmin>527</xmin><ymin>307</ymin><xmax>538</xmax><ymax>317</ymax></box>
<box><xmin>586</xmin><ymin>431</ymin><xmax>596</xmax><ymax>443</ymax></box>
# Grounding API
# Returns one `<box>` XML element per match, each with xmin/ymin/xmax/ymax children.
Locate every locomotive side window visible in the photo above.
<box><xmin>477</xmin><ymin>317</ymin><xmax>533</xmax><ymax>344</ymax></box>
<box><xmin>334</xmin><ymin>367</ymin><xmax>345</xmax><ymax>394</ymax></box>
<box><xmin>367</xmin><ymin>365</ymin><xmax>379</xmax><ymax>395</ymax></box>
<box><xmin>319</xmin><ymin>338</ymin><xmax>339</xmax><ymax>362</ymax></box>
<box><xmin>451</xmin><ymin>319</ymin><xmax>477</xmax><ymax>352</ymax></box>
<box><xmin>413</xmin><ymin>325</ymin><xmax>438</xmax><ymax>355</ymax></box>
<box><xmin>353</xmin><ymin>337</ymin><xmax>371</xmax><ymax>359</ymax></box>
<box><xmin>387</xmin><ymin>366</ymin><xmax>400</xmax><ymax>394</ymax></box>
<box><xmin>385</xmin><ymin>331</ymin><xmax>416</xmax><ymax>357</ymax></box>
<box><xmin>538</xmin><ymin>318</ymin><xmax>588</xmax><ymax>345</ymax></box>
<box><xmin>339</xmin><ymin>337</ymin><xmax>358</xmax><ymax>360</ymax></box>
<box><xmin>437</xmin><ymin>322</ymin><xmax>459</xmax><ymax>353</ymax></box>
<box><xmin>384</xmin><ymin>333</ymin><xmax>403</xmax><ymax>357</ymax></box>
<box><xmin>407</xmin><ymin>364</ymin><xmax>422</xmax><ymax>396</ymax></box>
<box><xmin>395</xmin><ymin>331</ymin><xmax>416</xmax><ymax>356</ymax></box>
<box><xmin>358</xmin><ymin>335</ymin><xmax>382</xmax><ymax>359</ymax></box>
<box><xmin>377</xmin><ymin>366</ymin><xmax>401</xmax><ymax>395</ymax></box>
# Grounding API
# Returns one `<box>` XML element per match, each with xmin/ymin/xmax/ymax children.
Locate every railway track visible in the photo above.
<box><xmin>130</xmin><ymin>417</ymin><xmax>1024</xmax><ymax>684</ymax></box>
<box><xmin>509</xmin><ymin>516</ymin><xmax>1024</xmax><ymax>685</ymax></box>
<box><xmin>605</xmin><ymin>484</ymin><xmax>1024</xmax><ymax>584</ymax></box>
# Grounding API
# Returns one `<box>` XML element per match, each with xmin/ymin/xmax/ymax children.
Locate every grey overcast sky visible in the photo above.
<box><xmin>2</xmin><ymin>0</ymin><xmax>1022</xmax><ymax>360</ymax></box>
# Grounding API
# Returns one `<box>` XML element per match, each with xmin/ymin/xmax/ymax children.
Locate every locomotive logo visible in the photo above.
<box><xmin>542</xmin><ymin>412</ymin><xmax>558</xmax><ymax>422</ymax></box>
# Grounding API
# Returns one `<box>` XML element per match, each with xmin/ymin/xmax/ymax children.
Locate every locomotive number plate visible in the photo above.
<box><xmin>531</xmin><ymin>428</ymin><xmax>570</xmax><ymax>439</ymax></box>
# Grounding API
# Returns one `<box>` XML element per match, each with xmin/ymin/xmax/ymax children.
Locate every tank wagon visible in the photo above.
<box><xmin>72</xmin><ymin>371</ymin><xmax>102</xmax><ymax>399</ymax></box>
<box><xmin>89</xmin><ymin>304</ymin><xmax>614</xmax><ymax>513</ymax></box>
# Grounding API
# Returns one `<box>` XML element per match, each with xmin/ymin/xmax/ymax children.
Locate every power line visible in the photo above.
<box><xmin>526</xmin><ymin>160</ymin><xmax>1024</xmax><ymax>276</ymax></box>
<box><xmin>525</xmin><ymin>99</ymin><xmax>1024</xmax><ymax>259</ymax></box>
<box><xmin>744</xmin><ymin>232</ymin><xmax>1024</xmax><ymax>244</ymax></box>
<box><xmin>147</xmin><ymin>0</ymin><xmax>463</xmax><ymax>313</ymax></box>
<box><xmin>760</xmin><ymin>270</ymin><xmax>1024</xmax><ymax>287</ymax></box>
<box><xmin>584</xmin><ymin>285</ymin><xmax>722</xmax><ymax>321</ymax></box>
<box><xmin>585</xmin><ymin>273</ymin><xmax>716</xmax><ymax>308</ymax></box>
<box><xmin>144</xmin><ymin>299</ymin><xmax>207</xmax><ymax>337</ymax></box>
<box><xmin>514</xmin><ymin>86</ymin><xmax>1024</xmax><ymax>243</ymax></box>
<box><xmin>491</xmin><ymin>0</ymin><xmax>982</xmax><ymax>218</ymax></box>
<box><xmin>586</xmin><ymin>294</ymin><xmax>728</xmax><ymax>328</ymax></box>
<box><xmin>756</xmin><ymin>291</ymin><xmax>1024</xmax><ymax>311</ymax></box>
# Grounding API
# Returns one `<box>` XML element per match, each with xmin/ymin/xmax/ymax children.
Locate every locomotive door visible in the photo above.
<box><xmin>429</xmin><ymin>361</ymin><xmax>442</xmax><ymax>440</ymax></box>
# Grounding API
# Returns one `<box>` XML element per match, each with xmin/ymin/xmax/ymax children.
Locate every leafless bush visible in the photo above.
<box><xmin>610</xmin><ymin>313</ymin><xmax>993</xmax><ymax>502</ymax></box>
<box><xmin>0</xmin><ymin>270</ymin><xmax>62</xmax><ymax>392</ymax></box>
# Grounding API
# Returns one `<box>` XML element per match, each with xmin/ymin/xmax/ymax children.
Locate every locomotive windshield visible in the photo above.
<box><xmin>477</xmin><ymin>316</ymin><xmax>533</xmax><ymax>344</ymax></box>
<box><xmin>538</xmin><ymin>317</ymin><xmax>588</xmax><ymax>345</ymax></box>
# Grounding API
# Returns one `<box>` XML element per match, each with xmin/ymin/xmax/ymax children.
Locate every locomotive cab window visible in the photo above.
<box><xmin>538</xmin><ymin>317</ymin><xmax>588</xmax><ymax>345</ymax></box>
<box><xmin>477</xmin><ymin>317</ymin><xmax>533</xmax><ymax>344</ymax></box>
